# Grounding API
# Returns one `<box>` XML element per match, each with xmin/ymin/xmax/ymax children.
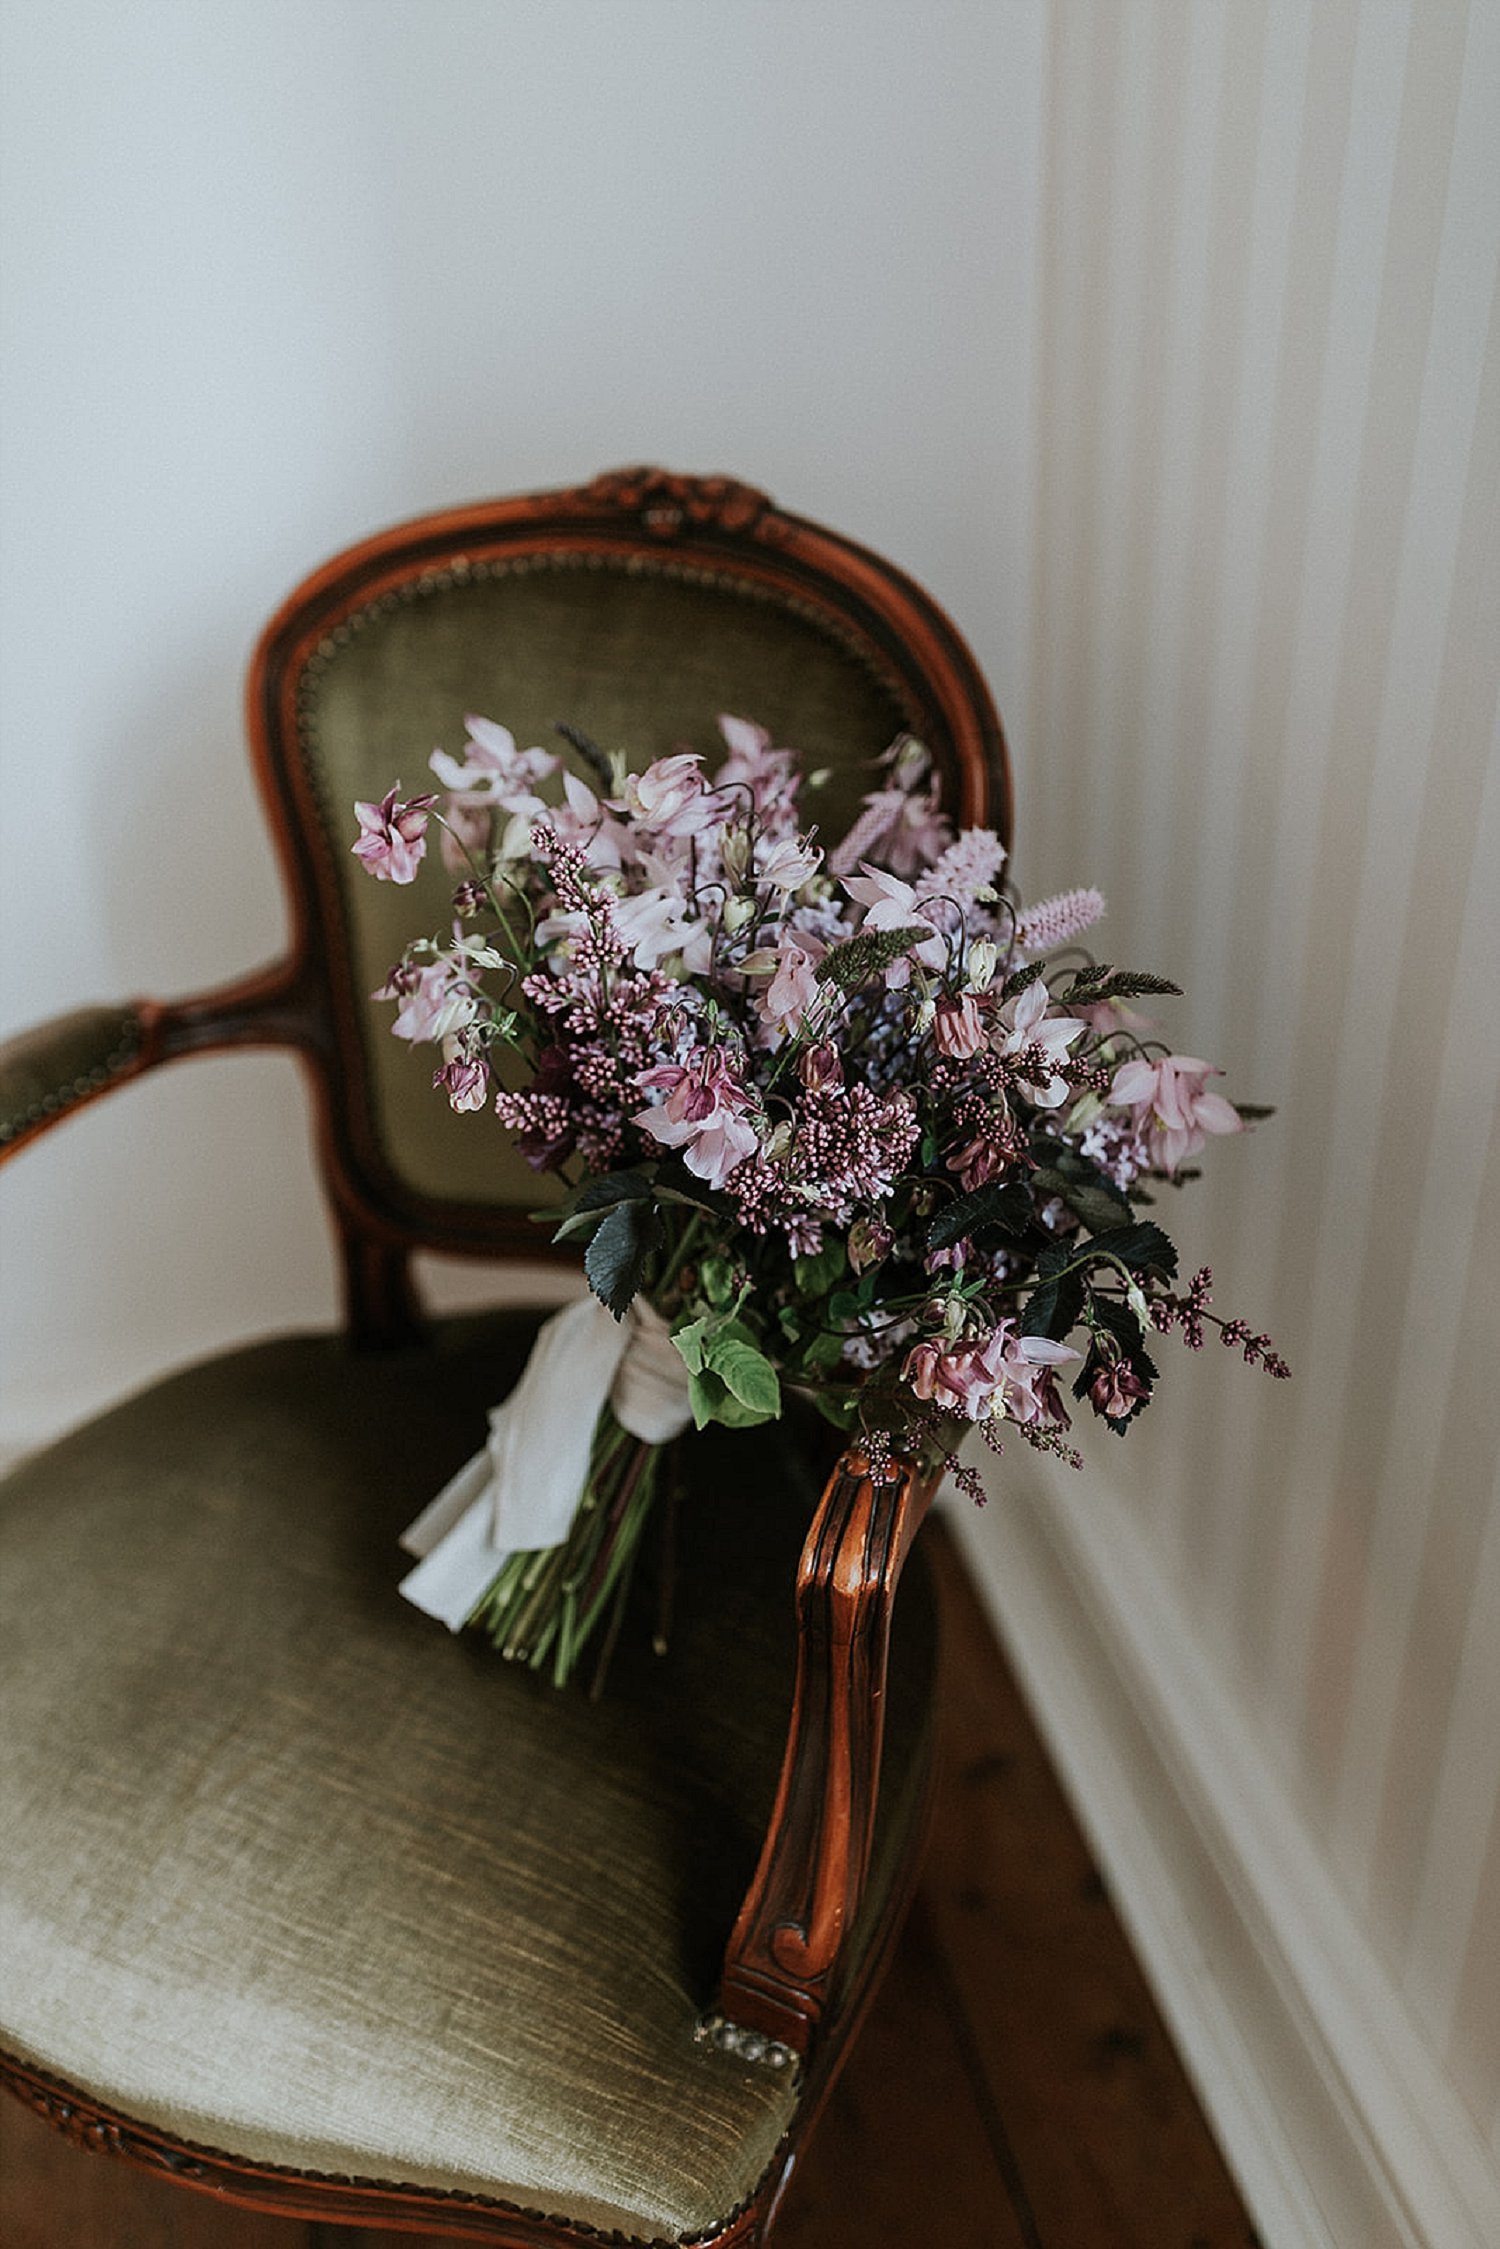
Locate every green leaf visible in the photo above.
<box><xmin>1233</xmin><ymin>1101</ymin><xmax>1276</xmax><ymax>1122</ymax></box>
<box><xmin>1000</xmin><ymin>958</ymin><xmax>1047</xmax><ymax>1003</ymax></box>
<box><xmin>699</xmin><ymin>1255</ymin><xmax>738</xmax><ymax>1309</ymax></box>
<box><xmin>1021</xmin><ymin>1267</ymin><xmax>1086</xmax><ymax>1340</ymax></box>
<box><xmin>584</xmin><ymin>1199</ymin><xmax>661</xmax><ymax>1319</ymax></box>
<box><xmin>1061</xmin><ymin>968</ymin><xmax>1182</xmax><ymax>1005</ymax></box>
<box><xmin>574</xmin><ymin>1166</ymin><xmax>656</xmax><ymax>1211</ymax></box>
<box><xmin>814</xmin><ymin>923</ymin><xmax>934</xmax><ymax>990</ymax></box>
<box><xmin>1088</xmin><ymin>1221</ymin><xmax>1178</xmax><ymax>1280</ymax></box>
<box><xmin>806</xmin><ymin>1387</ymin><xmax>858</xmax><ymax>1431</ymax></box>
<box><xmin>706</xmin><ymin>1336</ymin><xmax>781</xmax><ymax>1417</ymax></box>
<box><xmin>927</xmin><ymin>1180</ymin><xmax>1033</xmax><ymax>1252</ymax></box>
<box><xmin>1031</xmin><ymin>1164</ymin><xmax>1133</xmax><ymax>1235</ymax></box>
<box><xmin>687</xmin><ymin>1364</ymin><xmax>778</xmax><ymax>1430</ymax></box>
<box><xmin>550</xmin><ymin>1166</ymin><xmax>657</xmax><ymax>1241</ymax></box>
<box><xmin>793</xmin><ymin>1237</ymin><xmax>847</xmax><ymax>1297</ymax></box>
<box><xmin>670</xmin><ymin>1315</ymin><xmax>712</xmax><ymax>1376</ymax></box>
<box><xmin>688</xmin><ymin>1369</ymin><xmax>724</xmax><ymax>1430</ymax></box>
<box><xmin>801</xmin><ymin>1327</ymin><xmax>848</xmax><ymax>1373</ymax></box>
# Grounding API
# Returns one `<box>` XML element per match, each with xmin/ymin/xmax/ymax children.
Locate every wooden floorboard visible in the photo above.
<box><xmin>0</xmin><ymin>1523</ymin><xmax>1257</xmax><ymax>2248</ymax></box>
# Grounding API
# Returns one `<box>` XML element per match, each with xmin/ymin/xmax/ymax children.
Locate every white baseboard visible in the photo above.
<box><xmin>947</xmin><ymin>1466</ymin><xmax>1500</xmax><ymax>2249</ymax></box>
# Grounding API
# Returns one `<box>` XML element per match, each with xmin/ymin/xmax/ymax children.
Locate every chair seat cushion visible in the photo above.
<box><xmin>0</xmin><ymin>1308</ymin><xmax>934</xmax><ymax>2241</ymax></box>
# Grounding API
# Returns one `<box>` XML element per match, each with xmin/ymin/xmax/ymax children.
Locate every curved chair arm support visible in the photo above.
<box><xmin>0</xmin><ymin>960</ymin><xmax>319</xmax><ymax>1166</ymax></box>
<box><xmin>717</xmin><ymin>1447</ymin><xmax>938</xmax><ymax>2055</ymax></box>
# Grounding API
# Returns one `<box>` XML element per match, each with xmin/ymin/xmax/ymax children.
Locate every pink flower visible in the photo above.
<box><xmin>550</xmin><ymin>770</ymin><xmax>629</xmax><ymax>870</ymax></box>
<box><xmin>613</xmin><ymin>885</ymin><xmax>708</xmax><ymax>973</ymax></box>
<box><xmin>842</xmin><ymin>864</ymin><xmax>948</xmax><ymax>981</ymax></box>
<box><xmin>1089</xmin><ymin>1359</ymin><xmax>1151</xmax><ymax>1420</ymax></box>
<box><xmin>352</xmin><ymin>789</ymin><xmax>436</xmax><ymax>883</ymax></box>
<box><xmin>376</xmin><ymin>955</ymin><xmax>477</xmax><ymax>1043</ymax></box>
<box><xmin>932</xmin><ymin>994</ymin><xmax>986</xmax><ymax>1059</ymax></box>
<box><xmin>1109</xmin><ymin>1054</ymin><xmax>1242</xmax><ymax>1174</ymax></box>
<box><xmin>430</xmin><ymin>716</ymin><xmax>556</xmax><ymax>810</ymax></box>
<box><xmin>760</xmin><ymin>939</ymin><xmax>821</xmax><ymax>1036</ymax></box>
<box><xmin>993</xmin><ymin>977</ymin><xmax>1086</xmax><ymax>1108</ymax></box>
<box><xmin>437</xmin><ymin>795</ymin><xmax>493</xmax><ymax>874</ymax></box>
<box><xmin>902</xmin><ymin>1322</ymin><xmax>1080</xmax><ymax>1424</ymax></box>
<box><xmin>827</xmin><ymin>771</ymin><xmax>952</xmax><ymax>878</ymax></box>
<box><xmin>755</xmin><ymin>833</ymin><xmax>822</xmax><ymax>894</ymax></box>
<box><xmin>434</xmin><ymin>1043</ymin><xmax>489</xmax><ymax>1114</ymax></box>
<box><xmin>716</xmin><ymin>714</ymin><xmax>802</xmax><ymax>820</ymax></box>
<box><xmin>616</xmin><ymin>754</ymin><xmax>715</xmax><ymax>838</ymax></box>
<box><xmin>634</xmin><ymin>1047</ymin><xmax>760</xmax><ymax>1189</ymax></box>
<box><xmin>1013</xmin><ymin>886</ymin><xmax>1106</xmax><ymax>954</ymax></box>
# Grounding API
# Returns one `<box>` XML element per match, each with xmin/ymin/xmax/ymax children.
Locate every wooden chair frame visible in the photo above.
<box><xmin>0</xmin><ymin>467</ymin><xmax>1010</xmax><ymax>2244</ymax></box>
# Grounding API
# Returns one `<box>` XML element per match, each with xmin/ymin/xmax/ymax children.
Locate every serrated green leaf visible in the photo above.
<box><xmin>574</xmin><ymin>1166</ymin><xmax>657</xmax><ymax>1211</ymax></box>
<box><xmin>1021</xmin><ymin>1267</ymin><xmax>1086</xmax><ymax>1340</ymax></box>
<box><xmin>705</xmin><ymin>1336</ymin><xmax>781</xmax><ymax>1417</ymax></box>
<box><xmin>927</xmin><ymin>1180</ymin><xmax>1034</xmax><ymax>1252</ymax></box>
<box><xmin>584</xmin><ymin>1199</ymin><xmax>661</xmax><ymax>1319</ymax></box>
<box><xmin>814</xmin><ymin>923</ymin><xmax>934</xmax><ymax>990</ymax></box>
<box><xmin>1088</xmin><ymin>1221</ymin><xmax>1178</xmax><ymax>1280</ymax></box>
<box><xmin>1032</xmin><ymin>1164</ymin><xmax>1133</xmax><ymax>1235</ymax></box>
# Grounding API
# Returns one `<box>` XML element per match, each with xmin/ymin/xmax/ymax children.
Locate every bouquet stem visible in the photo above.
<box><xmin>467</xmin><ymin>1406</ymin><xmax>664</xmax><ymax>1691</ymax></box>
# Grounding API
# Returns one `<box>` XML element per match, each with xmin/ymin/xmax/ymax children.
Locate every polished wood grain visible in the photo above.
<box><xmin>719</xmin><ymin>1453</ymin><xmax>937</xmax><ymax>2052</ymax></box>
<box><xmin>1</xmin><ymin>1524</ymin><xmax>1257</xmax><ymax>2249</ymax></box>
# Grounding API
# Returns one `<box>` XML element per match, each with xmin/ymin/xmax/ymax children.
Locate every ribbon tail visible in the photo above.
<box><xmin>398</xmin><ymin>1485</ymin><xmax>511</xmax><ymax>1631</ymax></box>
<box><xmin>398</xmin><ymin>1446</ymin><xmax>494</xmax><ymax>1558</ymax></box>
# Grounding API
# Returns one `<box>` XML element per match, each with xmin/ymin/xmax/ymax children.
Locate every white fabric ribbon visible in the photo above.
<box><xmin>397</xmin><ymin>1294</ymin><xmax>693</xmax><ymax>1630</ymax></box>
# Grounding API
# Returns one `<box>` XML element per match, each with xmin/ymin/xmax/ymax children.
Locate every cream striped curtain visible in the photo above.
<box><xmin>1022</xmin><ymin>0</ymin><xmax>1500</xmax><ymax>2137</ymax></box>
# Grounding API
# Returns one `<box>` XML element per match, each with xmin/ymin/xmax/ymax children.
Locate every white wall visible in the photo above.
<box><xmin>0</xmin><ymin>0</ymin><xmax>1044</xmax><ymax>1440</ymax></box>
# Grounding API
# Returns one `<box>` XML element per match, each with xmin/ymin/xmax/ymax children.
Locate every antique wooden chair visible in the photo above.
<box><xmin>0</xmin><ymin>469</ymin><xmax>1009</xmax><ymax>2244</ymax></box>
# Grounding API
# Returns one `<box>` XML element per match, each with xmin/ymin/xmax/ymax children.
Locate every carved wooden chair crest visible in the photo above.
<box><xmin>0</xmin><ymin>469</ymin><xmax>1009</xmax><ymax>2244</ymax></box>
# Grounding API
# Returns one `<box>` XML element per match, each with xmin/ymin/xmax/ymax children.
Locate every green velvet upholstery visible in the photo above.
<box><xmin>0</xmin><ymin>1004</ymin><xmax>143</xmax><ymax>1148</ymax></box>
<box><xmin>302</xmin><ymin>559</ymin><xmax>913</xmax><ymax>1209</ymax></box>
<box><xmin>0</xmin><ymin>1307</ymin><xmax>935</xmax><ymax>2241</ymax></box>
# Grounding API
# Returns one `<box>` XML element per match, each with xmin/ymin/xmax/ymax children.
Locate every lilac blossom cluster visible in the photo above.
<box><xmin>354</xmin><ymin>711</ymin><xmax>1284</xmax><ymax>1471</ymax></box>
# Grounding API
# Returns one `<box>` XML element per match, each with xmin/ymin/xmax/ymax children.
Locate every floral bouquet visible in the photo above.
<box><xmin>354</xmin><ymin>714</ymin><xmax>1285</xmax><ymax>1689</ymax></box>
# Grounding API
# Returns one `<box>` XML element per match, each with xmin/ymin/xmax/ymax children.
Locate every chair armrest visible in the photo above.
<box><xmin>0</xmin><ymin>1005</ymin><xmax>152</xmax><ymax>1160</ymax></box>
<box><xmin>0</xmin><ymin>962</ymin><xmax>317</xmax><ymax>1166</ymax></box>
<box><xmin>717</xmin><ymin>1447</ymin><xmax>938</xmax><ymax>2056</ymax></box>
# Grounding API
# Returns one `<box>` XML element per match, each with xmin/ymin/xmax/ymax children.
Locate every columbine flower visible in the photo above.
<box><xmin>755</xmin><ymin>833</ymin><xmax>822</xmax><ymax>895</ymax></box>
<box><xmin>352</xmin><ymin>789</ymin><xmax>436</xmax><ymax>883</ymax></box>
<box><xmin>634</xmin><ymin>1048</ymin><xmax>760</xmax><ymax>1189</ymax></box>
<box><xmin>932</xmin><ymin>994</ymin><xmax>986</xmax><ymax>1059</ymax></box>
<box><xmin>842</xmin><ymin>865</ymin><xmax>948</xmax><ymax>979</ymax></box>
<box><xmin>1109</xmin><ymin>1054</ymin><xmax>1242</xmax><ymax>1174</ymax></box>
<box><xmin>716</xmin><ymin>714</ymin><xmax>801</xmax><ymax>821</ymax></box>
<box><xmin>616</xmin><ymin>754</ymin><xmax>715</xmax><ymax>838</ymax></box>
<box><xmin>1089</xmin><ymin>1358</ymin><xmax>1151</xmax><ymax>1422</ymax></box>
<box><xmin>993</xmin><ymin>978</ymin><xmax>1087</xmax><ymax>1108</ymax></box>
<box><xmin>902</xmin><ymin>1323</ymin><xmax>1080</xmax><ymax>1424</ymax></box>
<box><xmin>760</xmin><ymin>939</ymin><xmax>821</xmax><ymax>1036</ymax></box>
<box><xmin>430</xmin><ymin>716</ymin><xmax>557</xmax><ymax>809</ymax></box>
<box><xmin>377</xmin><ymin>955</ymin><xmax>478</xmax><ymax>1043</ymax></box>
<box><xmin>434</xmin><ymin>1038</ymin><xmax>489</xmax><ymax>1114</ymax></box>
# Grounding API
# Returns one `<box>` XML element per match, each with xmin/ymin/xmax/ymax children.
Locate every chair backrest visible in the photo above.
<box><xmin>247</xmin><ymin>468</ymin><xmax>1010</xmax><ymax>1327</ymax></box>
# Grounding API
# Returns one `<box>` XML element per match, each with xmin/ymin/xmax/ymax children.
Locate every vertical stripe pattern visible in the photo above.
<box><xmin>1025</xmin><ymin>0</ymin><xmax>1500</xmax><ymax>2134</ymax></box>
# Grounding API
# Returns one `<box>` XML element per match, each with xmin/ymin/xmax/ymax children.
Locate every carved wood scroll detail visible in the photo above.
<box><xmin>717</xmin><ymin>1450</ymin><xmax>937</xmax><ymax>2054</ymax></box>
<box><xmin>578</xmin><ymin>465</ymin><xmax>776</xmax><ymax>540</ymax></box>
